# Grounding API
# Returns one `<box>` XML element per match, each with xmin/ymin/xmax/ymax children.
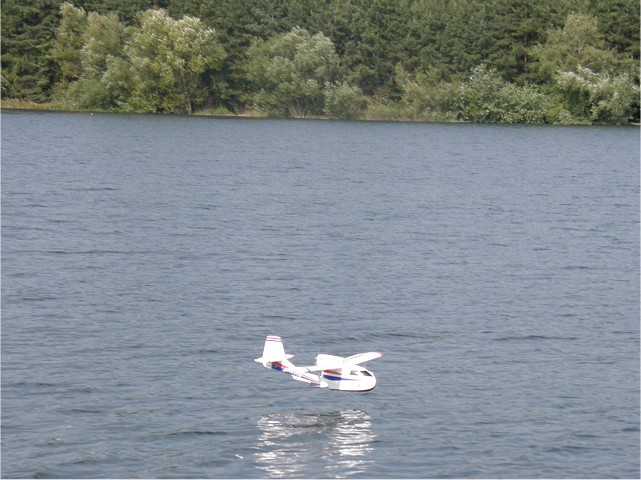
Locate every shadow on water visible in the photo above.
<box><xmin>254</xmin><ymin>409</ymin><xmax>375</xmax><ymax>478</ymax></box>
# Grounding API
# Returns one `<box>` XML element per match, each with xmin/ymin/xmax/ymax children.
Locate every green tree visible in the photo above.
<box><xmin>124</xmin><ymin>9</ymin><xmax>225</xmax><ymax>113</ymax></box>
<box><xmin>531</xmin><ymin>13</ymin><xmax>639</xmax><ymax>123</ymax></box>
<box><xmin>410</xmin><ymin>0</ymin><xmax>492</xmax><ymax>81</ymax></box>
<box><xmin>63</xmin><ymin>10</ymin><xmax>127</xmax><ymax>110</ymax></box>
<box><xmin>169</xmin><ymin>0</ymin><xmax>293</xmax><ymax>111</ymax></box>
<box><xmin>73</xmin><ymin>0</ymin><xmax>168</xmax><ymax>24</ymax></box>
<box><xmin>341</xmin><ymin>0</ymin><xmax>413</xmax><ymax>97</ymax></box>
<box><xmin>554</xmin><ymin>67</ymin><xmax>639</xmax><ymax>123</ymax></box>
<box><xmin>80</xmin><ymin>11</ymin><xmax>127</xmax><ymax>78</ymax></box>
<box><xmin>395</xmin><ymin>66</ymin><xmax>461</xmax><ymax>121</ymax></box>
<box><xmin>1</xmin><ymin>0</ymin><xmax>61</xmax><ymax>101</ymax></box>
<box><xmin>531</xmin><ymin>13</ymin><xmax>618</xmax><ymax>80</ymax></box>
<box><xmin>245</xmin><ymin>27</ymin><xmax>340</xmax><ymax>117</ymax></box>
<box><xmin>587</xmin><ymin>0</ymin><xmax>639</xmax><ymax>60</ymax></box>
<box><xmin>2</xmin><ymin>0</ymin><xmax>637</xmax><ymax>123</ymax></box>
<box><xmin>51</xmin><ymin>2</ymin><xmax>88</xmax><ymax>87</ymax></box>
<box><xmin>323</xmin><ymin>81</ymin><xmax>364</xmax><ymax>119</ymax></box>
<box><xmin>483</xmin><ymin>0</ymin><xmax>581</xmax><ymax>83</ymax></box>
<box><xmin>460</xmin><ymin>64</ymin><xmax>550</xmax><ymax>123</ymax></box>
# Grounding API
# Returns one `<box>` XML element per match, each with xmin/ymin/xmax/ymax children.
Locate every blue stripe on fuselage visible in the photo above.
<box><xmin>272</xmin><ymin>363</ymin><xmax>315</xmax><ymax>382</ymax></box>
<box><xmin>322</xmin><ymin>374</ymin><xmax>356</xmax><ymax>381</ymax></box>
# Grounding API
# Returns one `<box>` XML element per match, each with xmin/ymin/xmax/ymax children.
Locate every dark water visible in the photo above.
<box><xmin>2</xmin><ymin>111</ymin><xmax>639</xmax><ymax>478</ymax></box>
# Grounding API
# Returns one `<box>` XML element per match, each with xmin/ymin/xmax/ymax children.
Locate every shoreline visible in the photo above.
<box><xmin>1</xmin><ymin>99</ymin><xmax>638</xmax><ymax>126</ymax></box>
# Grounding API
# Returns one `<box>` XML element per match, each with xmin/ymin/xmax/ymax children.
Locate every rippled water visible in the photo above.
<box><xmin>2</xmin><ymin>111</ymin><xmax>639</xmax><ymax>478</ymax></box>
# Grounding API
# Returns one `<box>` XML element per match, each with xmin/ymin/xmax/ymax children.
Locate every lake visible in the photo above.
<box><xmin>2</xmin><ymin>111</ymin><xmax>639</xmax><ymax>478</ymax></box>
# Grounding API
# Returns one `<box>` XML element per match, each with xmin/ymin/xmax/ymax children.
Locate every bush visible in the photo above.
<box><xmin>245</xmin><ymin>28</ymin><xmax>340</xmax><ymax>117</ymax></box>
<box><xmin>554</xmin><ymin>67</ymin><xmax>639</xmax><ymax>124</ymax></box>
<box><xmin>395</xmin><ymin>66</ymin><xmax>461</xmax><ymax>122</ymax></box>
<box><xmin>362</xmin><ymin>96</ymin><xmax>411</xmax><ymax>121</ymax></box>
<box><xmin>323</xmin><ymin>81</ymin><xmax>364</xmax><ymax>119</ymax></box>
<box><xmin>460</xmin><ymin>64</ymin><xmax>550</xmax><ymax>124</ymax></box>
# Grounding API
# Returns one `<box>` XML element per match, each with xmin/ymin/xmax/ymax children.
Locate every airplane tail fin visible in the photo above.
<box><xmin>255</xmin><ymin>335</ymin><xmax>294</xmax><ymax>365</ymax></box>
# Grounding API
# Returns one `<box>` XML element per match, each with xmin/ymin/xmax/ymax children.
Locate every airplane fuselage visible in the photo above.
<box><xmin>256</xmin><ymin>336</ymin><xmax>381</xmax><ymax>392</ymax></box>
<box><xmin>320</xmin><ymin>366</ymin><xmax>377</xmax><ymax>391</ymax></box>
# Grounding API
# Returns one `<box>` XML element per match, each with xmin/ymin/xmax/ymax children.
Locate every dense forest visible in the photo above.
<box><xmin>2</xmin><ymin>0</ymin><xmax>639</xmax><ymax>124</ymax></box>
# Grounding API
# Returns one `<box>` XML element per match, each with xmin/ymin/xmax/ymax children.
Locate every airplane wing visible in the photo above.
<box><xmin>270</xmin><ymin>362</ymin><xmax>327</xmax><ymax>387</ymax></box>
<box><xmin>300</xmin><ymin>352</ymin><xmax>383</xmax><ymax>371</ymax></box>
<box><xmin>344</xmin><ymin>352</ymin><xmax>383</xmax><ymax>364</ymax></box>
<box><xmin>301</xmin><ymin>364</ymin><xmax>339</xmax><ymax>372</ymax></box>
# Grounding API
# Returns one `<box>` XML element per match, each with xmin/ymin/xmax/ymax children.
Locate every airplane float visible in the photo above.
<box><xmin>255</xmin><ymin>335</ymin><xmax>383</xmax><ymax>392</ymax></box>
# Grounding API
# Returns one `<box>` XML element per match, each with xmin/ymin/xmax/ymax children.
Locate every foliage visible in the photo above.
<box><xmin>362</xmin><ymin>95</ymin><xmax>412</xmax><ymax>121</ymax></box>
<box><xmin>56</xmin><ymin>7</ymin><xmax>226</xmax><ymax>114</ymax></box>
<box><xmin>323</xmin><ymin>81</ymin><xmax>364</xmax><ymax>119</ymax></box>
<box><xmin>409</xmin><ymin>0</ymin><xmax>492</xmax><ymax>80</ymax></box>
<box><xmin>395</xmin><ymin>66</ymin><xmax>461</xmax><ymax>122</ymax></box>
<box><xmin>531</xmin><ymin>13</ymin><xmax>619</xmax><ymax>81</ymax></box>
<box><xmin>1</xmin><ymin>0</ymin><xmax>61</xmax><ymax>101</ymax></box>
<box><xmin>554</xmin><ymin>67</ymin><xmax>639</xmax><ymax>124</ymax></box>
<box><xmin>341</xmin><ymin>0</ymin><xmax>414</xmax><ymax>97</ymax></box>
<box><xmin>193</xmin><ymin>105</ymin><xmax>235</xmax><ymax>116</ymax></box>
<box><xmin>51</xmin><ymin>2</ymin><xmax>87</xmax><ymax>85</ymax></box>
<box><xmin>80</xmin><ymin>11</ymin><xmax>126</xmax><ymax>79</ymax></box>
<box><xmin>2</xmin><ymin>0</ymin><xmax>639</xmax><ymax>124</ymax></box>
<box><xmin>124</xmin><ymin>9</ymin><xmax>225</xmax><ymax>114</ymax></box>
<box><xmin>61</xmin><ymin>8</ymin><xmax>128</xmax><ymax>110</ymax></box>
<box><xmin>245</xmin><ymin>27</ymin><xmax>340</xmax><ymax>117</ymax></box>
<box><xmin>1</xmin><ymin>97</ymin><xmax>66</xmax><ymax>110</ymax></box>
<box><xmin>531</xmin><ymin>12</ymin><xmax>639</xmax><ymax>123</ymax></box>
<box><xmin>585</xmin><ymin>0</ymin><xmax>640</xmax><ymax>60</ymax></box>
<box><xmin>460</xmin><ymin>65</ymin><xmax>550</xmax><ymax>124</ymax></box>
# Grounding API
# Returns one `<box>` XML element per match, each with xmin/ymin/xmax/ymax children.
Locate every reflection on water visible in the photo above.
<box><xmin>255</xmin><ymin>410</ymin><xmax>375</xmax><ymax>478</ymax></box>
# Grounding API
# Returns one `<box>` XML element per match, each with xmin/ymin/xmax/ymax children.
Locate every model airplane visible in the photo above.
<box><xmin>255</xmin><ymin>335</ymin><xmax>383</xmax><ymax>391</ymax></box>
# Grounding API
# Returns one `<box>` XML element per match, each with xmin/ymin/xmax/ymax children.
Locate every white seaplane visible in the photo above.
<box><xmin>255</xmin><ymin>335</ymin><xmax>383</xmax><ymax>392</ymax></box>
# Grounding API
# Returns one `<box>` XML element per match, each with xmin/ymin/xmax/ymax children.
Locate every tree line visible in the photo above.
<box><xmin>2</xmin><ymin>0</ymin><xmax>638</xmax><ymax>124</ymax></box>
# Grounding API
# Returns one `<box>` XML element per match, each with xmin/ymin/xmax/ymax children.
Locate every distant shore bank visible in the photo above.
<box><xmin>2</xmin><ymin>99</ymin><xmax>638</xmax><ymax>126</ymax></box>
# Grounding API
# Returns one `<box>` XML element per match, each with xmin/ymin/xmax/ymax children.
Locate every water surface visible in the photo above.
<box><xmin>2</xmin><ymin>111</ymin><xmax>639</xmax><ymax>478</ymax></box>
